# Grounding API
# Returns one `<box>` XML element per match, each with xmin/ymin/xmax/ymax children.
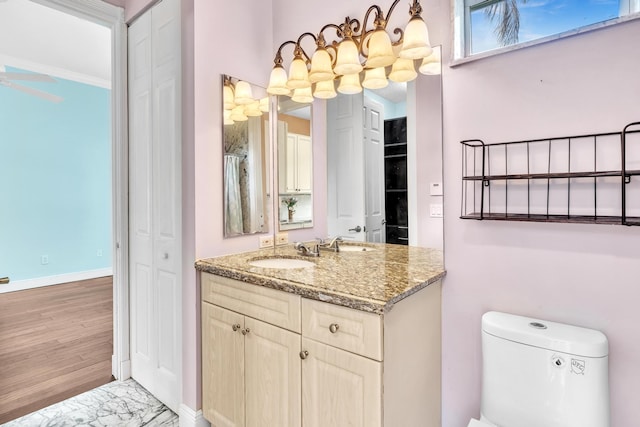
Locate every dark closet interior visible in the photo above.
<box><xmin>384</xmin><ymin>116</ymin><xmax>409</xmax><ymax>245</ymax></box>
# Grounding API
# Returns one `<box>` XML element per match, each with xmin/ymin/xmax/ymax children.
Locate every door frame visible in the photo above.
<box><xmin>31</xmin><ymin>0</ymin><xmax>130</xmax><ymax>381</ymax></box>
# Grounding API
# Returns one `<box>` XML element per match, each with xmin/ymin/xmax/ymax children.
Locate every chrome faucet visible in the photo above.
<box><xmin>294</xmin><ymin>241</ymin><xmax>320</xmax><ymax>257</ymax></box>
<box><xmin>317</xmin><ymin>236</ymin><xmax>343</xmax><ymax>252</ymax></box>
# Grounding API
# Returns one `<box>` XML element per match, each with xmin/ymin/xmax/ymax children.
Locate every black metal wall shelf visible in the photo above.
<box><xmin>461</xmin><ymin>122</ymin><xmax>640</xmax><ymax>226</ymax></box>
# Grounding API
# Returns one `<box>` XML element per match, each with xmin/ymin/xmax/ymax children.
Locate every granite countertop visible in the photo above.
<box><xmin>195</xmin><ymin>242</ymin><xmax>445</xmax><ymax>314</ymax></box>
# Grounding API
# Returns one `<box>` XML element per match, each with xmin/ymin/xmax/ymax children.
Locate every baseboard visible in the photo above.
<box><xmin>0</xmin><ymin>268</ymin><xmax>113</xmax><ymax>294</ymax></box>
<box><xmin>179</xmin><ymin>404</ymin><xmax>210</xmax><ymax>427</ymax></box>
<box><xmin>112</xmin><ymin>355</ymin><xmax>131</xmax><ymax>380</ymax></box>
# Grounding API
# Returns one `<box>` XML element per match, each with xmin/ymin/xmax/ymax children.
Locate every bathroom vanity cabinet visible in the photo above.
<box><xmin>199</xmin><ymin>244</ymin><xmax>444</xmax><ymax>427</ymax></box>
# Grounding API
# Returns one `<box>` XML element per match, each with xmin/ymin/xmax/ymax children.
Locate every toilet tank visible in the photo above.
<box><xmin>480</xmin><ymin>311</ymin><xmax>609</xmax><ymax>427</ymax></box>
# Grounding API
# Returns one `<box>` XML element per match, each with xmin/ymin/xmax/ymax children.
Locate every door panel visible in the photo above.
<box><xmin>327</xmin><ymin>94</ymin><xmax>365</xmax><ymax>241</ymax></box>
<box><xmin>128</xmin><ymin>0</ymin><xmax>181</xmax><ymax>412</ymax></box>
<box><xmin>245</xmin><ymin>317</ymin><xmax>301</xmax><ymax>427</ymax></box>
<box><xmin>364</xmin><ymin>97</ymin><xmax>385</xmax><ymax>243</ymax></box>
<box><xmin>202</xmin><ymin>304</ymin><xmax>245</xmax><ymax>427</ymax></box>
<box><xmin>301</xmin><ymin>337</ymin><xmax>382</xmax><ymax>427</ymax></box>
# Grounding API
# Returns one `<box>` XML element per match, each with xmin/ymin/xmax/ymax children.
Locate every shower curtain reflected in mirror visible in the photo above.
<box><xmin>224</xmin><ymin>154</ymin><xmax>243</xmax><ymax>236</ymax></box>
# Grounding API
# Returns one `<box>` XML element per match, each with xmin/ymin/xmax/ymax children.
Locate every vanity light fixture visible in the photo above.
<box><xmin>419</xmin><ymin>46</ymin><xmax>441</xmax><ymax>75</ymax></box>
<box><xmin>267</xmin><ymin>0</ymin><xmax>439</xmax><ymax>103</ymax></box>
<box><xmin>223</xmin><ymin>75</ymin><xmax>269</xmax><ymax>126</ymax></box>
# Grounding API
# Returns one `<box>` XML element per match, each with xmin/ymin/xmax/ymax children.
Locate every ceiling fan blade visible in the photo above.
<box><xmin>3</xmin><ymin>81</ymin><xmax>64</xmax><ymax>103</ymax></box>
<box><xmin>0</xmin><ymin>72</ymin><xmax>56</xmax><ymax>83</ymax></box>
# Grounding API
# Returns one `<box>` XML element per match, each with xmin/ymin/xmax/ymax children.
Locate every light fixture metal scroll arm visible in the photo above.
<box><xmin>295</xmin><ymin>32</ymin><xmax>318</xmax><ymax>65</ymax></box>
<box><xmin>272</xmin><ymin>40</ymin><xmax>298</xmax><ymax>69</ymax></box>
<box><xmin>358</xmin><ymin>0</ymin><xmax>405</xmax><ymax>59</ymax></box>
<box><xmin>316</xmin><ymin>23</ymin><xmax>343</xmax><ymax>64</ymax></box>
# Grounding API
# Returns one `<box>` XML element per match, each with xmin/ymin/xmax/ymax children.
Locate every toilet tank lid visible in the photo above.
<box><xmin>482</xmin><ymin>311</ymin><xmax>608</xmax><ymax>358</ymax></box>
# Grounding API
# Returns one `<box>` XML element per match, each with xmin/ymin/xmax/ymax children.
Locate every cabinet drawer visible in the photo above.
<box><xmin>202</xmin><ymin>273</ymin><xmax>301</xmax><ymax>333</ymax></box>
<box><xmin>302</xmin><ymin>298</ymin><xmax>382</xmax><ymax>361</ymax></box>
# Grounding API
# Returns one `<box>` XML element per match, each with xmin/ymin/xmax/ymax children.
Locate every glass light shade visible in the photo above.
<box><xmin>388</xmin><ymin>58</ymin><xmax>417</xmax><ymax>83</ymax></box>
<box><xmin>309</xmin><ymin>47</ymin><xmax>334</xmax><ymax>83</ymax></box>
<box><xmin>291</xmin><ymin>86</ymin><xmax>313</xmax><ymax>103</ymax></box>
<box><xmin>419</xmin><ymin>48</ymin><xmax>441</xmax><ymax>75</ymax></box>
<box><xmin>366</xmin><ymin>29</ymin><xmax>395</xmax><ymax>68</ymax></box>
<box><xmin>234</xmin><ymin>80</ymin><xmax>254</xmax><ymax>105</ymax></box>
<box><xmin>259</xmin><ymin>97</ymin><xmax>270</xmax><ymax>112</ymax></box>
<box><xmin>313</xmin><ymin>79</ymin><xmax>337</xmax><ymax>99</ymax></box>
<box><xmin>399</xmin><ymin>16</ymin><xmax>432</xmax><ymax>59</ymax></box>
<box><xmin>287</xmin><ymin>56</ymin><xmax>311</xmax><ymax>89</ymax></box>
<box><xmin>223</xmin><ymin>84</ymin><xmax>235</xmax><ymax>110</ymax></box>
<box><xmin>334</xmin><ymin>38</ymin><xmax>363</xmax><ymax>76</ymax></box>
<box><xmin>223</xmin><ymin>109</ymin><xmax>234</xmax><ymax>125</ymax></box>
<box><xmin>267</xmin><ymin>65</ymin><xmax>291</xmax><ymax>95</ymax></box>
<box><xmin>337</xmin><ymin>73</ymin><xmax>362</xmax><ymax>95</ymax></box>
<box><xmin>244</xmin><ymin>101</ymin><xmax>263</xmax><ymax>117</ymax></box>
<box><xmin>362</xmin><ymin>67</ymin><xmax>388</xmax><ymax>90</ymax></box>
<box><xmin>230</xmin><ymin>105</ymin><xmax>248</xmax><ymax>122</ymax></box>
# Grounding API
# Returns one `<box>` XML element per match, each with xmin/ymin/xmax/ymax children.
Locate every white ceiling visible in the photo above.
<box><xmin>0</xmin><ymin>0</ymin><xmax>111</xmax><ymax>87</ymax></box>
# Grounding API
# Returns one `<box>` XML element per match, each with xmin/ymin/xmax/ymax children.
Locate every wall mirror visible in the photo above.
<box><xmin>276</xmin><ymin>97</ymin><xmax>313</xmax><ymax>231</ymax></box>
<box><xmin>326</xmin><ymin>46</ymin><xmax>443</xmax><ymax>248</ymax></box>
<box><xmin>222</xmin><ymin>75</ymin><xmax>271</xmax><ymax>238</ymax></box>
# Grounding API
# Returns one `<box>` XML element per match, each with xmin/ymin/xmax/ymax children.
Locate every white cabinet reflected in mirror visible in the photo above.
<box><xmin>277</xmin><ymin>98</ymin><xmax>313</xmax><ymax>231</ymax></box>
<box><xmin>222</xmin><ymin>75</ymin><xmax>271</xmax><ymax>238</ymax></box>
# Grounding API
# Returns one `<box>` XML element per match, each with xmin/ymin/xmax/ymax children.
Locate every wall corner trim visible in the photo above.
<box><xmin>178</xmin><ymin>404</ymin><xmax>209</xmax><ymax>427</ymax></box>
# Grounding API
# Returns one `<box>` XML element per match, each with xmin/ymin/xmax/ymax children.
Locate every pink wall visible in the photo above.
<box><xmin>191</xmin><ymin>0</ymin><xmax>274</xmax><ymax>410</ymax></box>
<box><xmin>442</xmin><ymin>20</ymin><xmax>640</xmax><ymax>427</ymax></box>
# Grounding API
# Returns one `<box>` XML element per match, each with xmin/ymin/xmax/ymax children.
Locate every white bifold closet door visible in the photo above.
<box><xmin>128</xmin><ymin>0</ymin><xmax>182</xmax><ymax>412</ymax></box>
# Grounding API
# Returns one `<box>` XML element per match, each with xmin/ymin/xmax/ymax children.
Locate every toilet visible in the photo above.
<box><xmin>468</xmin><ymin>311</ymin><xmax>610</xmax><ymax>427</ymax></box>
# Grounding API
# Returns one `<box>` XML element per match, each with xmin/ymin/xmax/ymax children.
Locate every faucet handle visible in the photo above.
<box><xmin>315</xmin><ymin>237</ymin><xmax>325</xmax><ymax>244</ymax></box>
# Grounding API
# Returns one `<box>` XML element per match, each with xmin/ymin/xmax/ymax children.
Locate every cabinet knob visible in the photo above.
<box><xmin>299</xmin><ymin>350</ymin><xmax>309</xmax><ymax>360</ymax></box>
<box><xmin>232</xmin><ymin>324</ymin><xmax>241</xmax><ymax>332</ymax></box>
<box><xmin>329</xmin><ymin>323</ymin><xmax>340</xmax><ymax>334</ymax></box>
<box><xmin>241</xmin><ymin>327</ymin><xmax>251</xmax><ymax>335</ymax></box>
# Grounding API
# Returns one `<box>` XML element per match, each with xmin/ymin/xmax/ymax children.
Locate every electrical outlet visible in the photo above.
<box><xmin>41</xmin><ymin>255</ymin><xmax>49</xmax><ymax>265</ymax></box>
<box><xmin>275</xmin><ymin>233</ymin><xmax>288</xmax><ymax>245</ymax></box>
<box><xmin>259</xmin><ymin>235</ymin><xmax>274</xmax><ymax>248</ymax></box>
<box><xmin>97</xmin><ymin>249</ymin><xmax>103</xmax><ymax>257</ymax></box>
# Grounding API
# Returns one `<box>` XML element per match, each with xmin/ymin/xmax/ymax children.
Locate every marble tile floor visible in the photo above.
<box><xmin>2</xmin><ymin>379</ymin><xmax>178</xmax><ymax>427</ymax></box>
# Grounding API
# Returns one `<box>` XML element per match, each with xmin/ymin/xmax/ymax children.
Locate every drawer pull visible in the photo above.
<box><xmin>329</xmin><ymin>323</ymin><xmax>340</xmax><ymax>334</ymax></box>
<box><xmin>299</xmin><ymin>350</ymin><xmax>309</xmax><ymax>360</ymax></box>
<box><xmin>241</xmin><ymin>328</ymin><xmax>251</xmax><ymax>335</ymax></box>
<box><xmin>232</xmin><ymin>324</ymin><xmax>241</xmax><ymax>332</ymax></box>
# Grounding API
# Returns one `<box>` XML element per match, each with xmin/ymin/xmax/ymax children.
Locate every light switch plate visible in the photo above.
<box><xmin>430</xmin><ymin>204</ymin><xmax>443</xmax><ymax>218</ymax></box>
<box><xmin>430</xmin><ymin>182</ymin><xmax>443</xmax><ymax>196</ymax></box>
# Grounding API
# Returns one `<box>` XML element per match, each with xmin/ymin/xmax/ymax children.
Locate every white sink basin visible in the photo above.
<box><xmin>248</xmin><ymin>257</ymin><xmax>315</xmax><ymax>269</ymax></box>
<box><xmin>339</xmin><ymin>245</ymin><xmax>376</xmax><ymax>252</ymax></box>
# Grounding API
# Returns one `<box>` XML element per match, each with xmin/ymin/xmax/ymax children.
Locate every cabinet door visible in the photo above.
<box><xmin>301</xmin><ymin>338</ymin><xmax>382</xmax><ymax>427</ymax></box>
<box><xmin>285</xmin><ymin>133</ymin><xmax>298</xmax><ymax>193</ymax></box>
<box><xmin>296</xmin><ymin>135</ymin><xmax>312</xmax><ymax>193</ymax></box>
<box><xmin>202</xmin><ymin>303</ymin><xmax>245</xmax><ymax>427</ymax></box>
<box><xmin>245</xmin><ymin>318</ymin><xmax>301</xmax><ymax>427</ymax></box>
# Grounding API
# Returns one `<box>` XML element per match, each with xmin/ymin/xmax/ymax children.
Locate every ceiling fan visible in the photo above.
<box><xmin>0</xmin><ymin>65</ymin><xmax>64</xmax><ymax>103</ymax></box>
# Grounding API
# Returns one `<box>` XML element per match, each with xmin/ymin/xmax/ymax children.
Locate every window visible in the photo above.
<box><xmin>454</xmin><ymin>0</ymin><xmax>640</xmax><ymax>60</ymax></box>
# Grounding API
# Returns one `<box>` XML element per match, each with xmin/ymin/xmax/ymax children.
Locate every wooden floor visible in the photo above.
<box><xmin>0</xmin><ymin>276</ymin><xmax>114</xmax><ymax>423</ymax></box>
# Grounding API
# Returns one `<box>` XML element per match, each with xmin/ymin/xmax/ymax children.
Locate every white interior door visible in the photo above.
<box><xmin>128</xmin><ymin>0</ymin><xmax>181</xmax><ymax>412</ymax></box>
<box><xmin>363</xmin><ymin>96</ymin><xmax>385</xmax><ymax>243</ymax></box>
<box><xmin>327</xmin><ymin>94</ymin><xmax>365</xmax><ymax>241</ymax></box>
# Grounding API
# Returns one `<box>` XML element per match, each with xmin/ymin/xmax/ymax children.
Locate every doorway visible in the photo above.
<box><xmin>0</xmin><ymin>0</ymin><xmax>128</xmax><ymax>420</ymax></box>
